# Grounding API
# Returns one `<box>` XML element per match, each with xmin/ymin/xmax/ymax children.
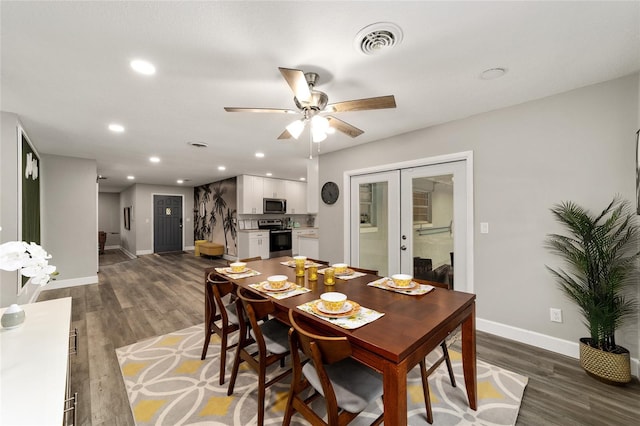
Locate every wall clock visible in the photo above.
<box><xmin>321</xmin><ymin>181</ymin><xmax>339</xmax><ymax>205</ymax></box>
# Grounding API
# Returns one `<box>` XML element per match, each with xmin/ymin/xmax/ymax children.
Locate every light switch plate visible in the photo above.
<box><xmin>480</xmin><ymin>222</ymin><xmax>489</xmax><ymax>234</ymax></box>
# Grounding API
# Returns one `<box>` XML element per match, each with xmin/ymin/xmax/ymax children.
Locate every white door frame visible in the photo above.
<box><xmin>342</xmin><ymin>151</ymin><xmax>475</xmax><ymax>293</ymax></box>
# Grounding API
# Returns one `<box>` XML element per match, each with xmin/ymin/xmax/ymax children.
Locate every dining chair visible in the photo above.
<box><xmin>349</xmin><ymin>266</ymin><xmax>378</xmax><ymax>275</ymax></box>
<box><xmin>283</xmin><ymin>309</ymin><xmax>384</xmax><ymax>426</ymax></box>
<box><xmin>201</xmin><ymin>272</ymin><xmax>240</xmax><ymax>385</ymax></box>
<box><xmin>413</xmin><ymin>277</ymin><xmax>457</xmax><ymax>424</ymax></box>
<box><xmin>227</xmin><ymin>288</ymin><xmax>292</xmax><ymax>426</ymax></box>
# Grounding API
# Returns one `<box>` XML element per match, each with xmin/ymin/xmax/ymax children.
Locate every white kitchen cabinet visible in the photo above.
<box><xmin>298</xmin><ymin>234</ymin><xmax>319</xmax><ymax>259</ymax></box>
<box><xmin>263</xmin><ymin>178</ymin><xmax>287</xmax><ymax>199</ymax></box>
<box><xmin>238</xmin><ymin>230</ymin><xmax>270</xmax><ymax>260</ymax></box>
<box><xmin>285</xmin><ymin>180</ymin><xmax>307</xmax><ymax>214</ymax></box>
<box><xmin>238</xmin><ymin>175</ymin><xmax>264</xmax><ymax>214</ymax></box>
<box><xmin>292</xmin><ymin>228</ymin><xmax>317</xmax><ymax>255</ymax></box>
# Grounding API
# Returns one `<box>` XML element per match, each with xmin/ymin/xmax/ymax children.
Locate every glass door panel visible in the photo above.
<box><xmin>350</xmin><ymin>171</ymin><xmax>399</xmax><ymax>278</ymax></box>
<box><xmin>400</xmin><ymin>161</ymin><xmax>467</xmax><ymax>290</ymax></box>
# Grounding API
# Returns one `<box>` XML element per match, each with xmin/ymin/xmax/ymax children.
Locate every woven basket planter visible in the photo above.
<box><xmin>579</xmin><ymin>338</ymin><xmax>631</xmax><ymax>385</ymax></box>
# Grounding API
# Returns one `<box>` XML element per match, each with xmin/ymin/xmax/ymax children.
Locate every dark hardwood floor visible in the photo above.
<box><xmin>37</xmin><ymin>250</ymin><xmax>640</xmax><ymax>425</ymax></box>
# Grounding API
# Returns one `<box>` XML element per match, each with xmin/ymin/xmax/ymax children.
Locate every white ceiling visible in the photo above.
<box><xmin>2</xmin><ymin>1</ymin><xmax>639</xmax><ymax>192</ymax></box>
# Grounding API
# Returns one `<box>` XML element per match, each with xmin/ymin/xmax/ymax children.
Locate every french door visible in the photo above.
<box><xmin>349</xmin><ymin>160</ymin><xmax>469</xmax><ymax>291</ymax></box>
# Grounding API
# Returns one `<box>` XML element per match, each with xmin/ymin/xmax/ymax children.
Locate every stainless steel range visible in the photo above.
<box><xmin>258</xmin><ymin>219</ymin><xmax>292</xmax><ymax>258</ymax></box>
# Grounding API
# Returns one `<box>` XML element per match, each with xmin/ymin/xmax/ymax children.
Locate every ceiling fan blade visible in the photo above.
<box><xmin>224</xmin><ymin>107</ymin><xmax>297</xmax><ymax>114</ymax></box>
<box><xmin>278</xmin><ymin>67</ymin><xmax>311</xmax><ymax>102</ymax></box>
<box><xmin>277</xmin><ymin>129</ymin><xmax>293</xmax><ymax>140</ymax></box>
<box><xmin>326</xmin><ymin>95</ymin><xmax>396</xmax><ymax>113</ymax></box>
<box><xmin>327</xmin><ymin>116</ymin><xmax>364</xmax><ymax>138</ymax></box>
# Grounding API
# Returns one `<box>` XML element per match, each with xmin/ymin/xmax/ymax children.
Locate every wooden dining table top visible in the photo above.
<box><xmin>212</xmin><ymin>256</ymin><xmax>475</xmax><ymax>365</ymax></box>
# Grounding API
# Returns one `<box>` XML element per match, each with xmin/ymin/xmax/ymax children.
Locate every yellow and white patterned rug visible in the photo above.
<box><xmin>116</xmin><ymin>324</ymin><xmax>527</xmax><ymax>425</ymax></box>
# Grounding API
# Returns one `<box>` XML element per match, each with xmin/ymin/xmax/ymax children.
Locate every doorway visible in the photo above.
<box><xmin>153</xmin><ymin>195</ymin><xmax>183</xmax><ymax>253</ymax></box>
<box><xmin>348</xmin><ymin>156</ymin><xmax>471</xmax><ymax>292</ymax></box>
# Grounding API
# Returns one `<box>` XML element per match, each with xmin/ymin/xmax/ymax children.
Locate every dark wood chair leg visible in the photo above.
<box><xmin>219</xmin><ymin>333</ymin><xmax>228</xmax><ymax>385</ymax></box>
<box><xmin>442</xmin><ymin>342</ymin><xmax>456</xmax><ymax>387</ymax></box>
<box><xmin>227</xmin><ymin>345</ymin><xmax>242</xmax><ymax>396</ymax></box>
<box><xmin>420</xmin><ymin>359</ymin><xmax>434</xmax><ymax>424</ymax></box>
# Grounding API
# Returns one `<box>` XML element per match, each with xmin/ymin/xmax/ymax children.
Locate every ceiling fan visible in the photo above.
<box><xmin>224</xmin><ymin>67</ymin><xmax>396</xmax><ymax>143</ymax></box>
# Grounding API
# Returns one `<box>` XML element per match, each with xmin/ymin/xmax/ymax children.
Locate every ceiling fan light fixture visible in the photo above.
<box><xmin>311</xmin><ymin>115</ymin><xmax>329</xmax><ymax>132</ymax></box>
<box><xmin>286</xmin><ymin>119</ymin><xmax>305</xmax><ymax>139</ymax></box>
<box><xmin>312</xmin><ymin>130</ymin><xmax>327</xmax><ymax>143</ymax></box>
<box><xmin>355</xmin><ymin>22</ymin><xmax>403</xmax><ymax>55</ymax></box>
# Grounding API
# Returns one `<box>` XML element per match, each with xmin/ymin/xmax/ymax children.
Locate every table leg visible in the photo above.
<box><xmin>382</xmin><ymin>360</ymin><xmax>408</xmax><ymax>425</ymax></box>
<box><xmin>461</xmin><ymin>302</ymin><xmax>477</xmax><ymax>410</ymax></box>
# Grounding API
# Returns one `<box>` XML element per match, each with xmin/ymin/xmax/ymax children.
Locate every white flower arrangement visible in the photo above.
<box><xmin>0</xmin><ymin>241</ymin><xmax>57</xmax><ymax>285</ymax></box>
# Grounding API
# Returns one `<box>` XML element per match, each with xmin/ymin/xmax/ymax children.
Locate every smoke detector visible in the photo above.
<box><xmin>355</xmin><ymin>22</ymin><xmax>403</xmax><ymax>55</ymax></box>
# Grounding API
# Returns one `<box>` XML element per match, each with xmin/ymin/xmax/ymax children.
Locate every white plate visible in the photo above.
<box><xmin>385</xmin><ymin>279</ymin><xmax>417</xmax><ymax>290</ymax></box>
<box><xmin>263</xmin><ymin>282</ymin><xmax>292</xmax><ymax>292</ymax></box>
<box><xmin>316</xmin><ymin>301</ymin><xmax>353</xmax><ymax>315</ymax></box>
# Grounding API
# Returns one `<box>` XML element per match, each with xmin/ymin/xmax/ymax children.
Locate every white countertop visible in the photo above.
<box><xmin>1</xmin><ymin>297</ymin><xmax>72</xmax><ymax>426</ymax></box>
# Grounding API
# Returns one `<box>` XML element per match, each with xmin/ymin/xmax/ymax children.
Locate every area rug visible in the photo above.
<box><xmin>116</xmin><ymin>324</ymin><xmax>528</xmax><ymax>425</ymax></box>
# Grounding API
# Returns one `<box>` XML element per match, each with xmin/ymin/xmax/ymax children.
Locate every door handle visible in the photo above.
<box><xmin>400</xmin><ymin>245</ymin><xmax>407</xmax><ymax>251</ymax></box>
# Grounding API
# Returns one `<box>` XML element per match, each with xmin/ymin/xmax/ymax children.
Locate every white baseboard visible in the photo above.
<box><xmin>136</xmin><ymin>249</ymin><xmax>153</xmax><ymax>255</ymax></box>
<box><xmin>30</xmin><ymin>275</ymin><xmax>99</xmax><ymax>303</ymax></box>
<box><xmin>118</xmin><ymin>247</ymin><xmax>136</xmax><ymax>259</ymax></box>
<box><xmin>185</xmin><ymin>245</ymin><xmax>194</xmax><ymax>251</ymax></box>
<box><xmin>477</xmin><ymin>317</ymin><xmax>639</xmax><ymax>378</ymax></box>
<box><xmin>105</xmin><ymin>244</ymin><xmax>121</xmax><ymax>250</ymax></box>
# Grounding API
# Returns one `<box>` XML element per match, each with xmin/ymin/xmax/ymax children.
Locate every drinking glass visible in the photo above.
<box><xmin>307</xmin><ymin>265</ymin><xmax>318</xmax><ymax>281</ymax></box>
<box><xmin>324</xmin><ymin>267</ymin><xmax>335</xmax><ymax>285</ymax></box>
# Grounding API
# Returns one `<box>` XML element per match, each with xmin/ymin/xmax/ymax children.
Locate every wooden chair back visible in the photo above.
<box><xmin>413</xmin><ymin>277</ymin><xmax>450</xmax><ymax>290</ymax></box>
<box><xmin>349</xmin><ymin>266</ymin><xmax>378</xmax><ymax>275</ymax></box>
<box><xmin>306</xmin><ymin>258</ymin><xmax>330</xmax><ymax>265</ymax></box>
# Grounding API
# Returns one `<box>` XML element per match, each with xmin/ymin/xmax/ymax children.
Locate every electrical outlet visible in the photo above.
<box><xmin>550</xmin><ymin>308</ymin><xmax>563</xmax><ymax>323</ymax></box>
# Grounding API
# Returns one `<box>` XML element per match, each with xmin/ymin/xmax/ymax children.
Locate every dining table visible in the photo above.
<box><xmin>207</xmin><ymin>256</ymin><xmax>477</xmax><ymax>425</ymax></box>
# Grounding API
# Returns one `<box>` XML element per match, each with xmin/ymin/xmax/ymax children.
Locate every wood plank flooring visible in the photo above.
<box><xmin>37</xmin><ymin>250</ymin><xmax>640</xmax><ymax>425</ymax></box>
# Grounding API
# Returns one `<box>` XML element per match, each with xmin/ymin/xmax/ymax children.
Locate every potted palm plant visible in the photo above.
<box><xmin>546</xmin><ymin>197</ymin><xmax>639</xmax><ymax>384</ymax></box>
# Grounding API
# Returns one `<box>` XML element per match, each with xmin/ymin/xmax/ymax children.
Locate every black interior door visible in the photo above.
<box><xmin>154</xmin><ymin>195</ymin><xmax>182</xmax><ymax>253</ymax></box>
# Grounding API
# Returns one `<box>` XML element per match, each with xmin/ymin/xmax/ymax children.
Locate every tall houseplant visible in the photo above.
<box><xmin>546</xmin><ymin>197</ymin><xmax>639</xmax><ymax>384</ymax></box>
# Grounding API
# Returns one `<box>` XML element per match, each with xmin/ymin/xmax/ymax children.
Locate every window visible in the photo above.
<box><xmin>413</xmin><ymin>189</ymin><xmax>432</xmax><ymax>224</ymax></box>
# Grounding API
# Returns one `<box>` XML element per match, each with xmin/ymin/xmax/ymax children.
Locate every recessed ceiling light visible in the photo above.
<box><xmin>480</xmin><ymin>67</ymin><xmax>507</xmax><ymax>80</ymax></box>
<box><xmin>108</xmin><ymin>123</ymin><xmax>125</xmax><ymax>133</ymax></box>
<box><xmin>130</xmin><ymin>59</ymin><xmax>156</xmax><ymax>75</ymax></box>
<box><xmin>149</xmin><ymin>156</ymin><xmax>160</xmax><ymax>163</ymax></box>
<box><xmin>300</xmin><ymin>177</ymin><xmax>306</xmax><ymax>181</ymax></box>
<box><xmin>266</xmin><ymin>172</ymin><xmax>273</xmax><ymax>177</ymax></box>
<box><xmin>255</xmin><ymin>152</ymin><xmax>265</xmax><ymax>158</ymax></box>
<box><xmin>218</xmin><ymin>166</ymin><xmax>226</xmax><ymax>171</ymax></box>
<box><xmin>127</xmin><ymin>175</ymin><xmax>135</xmax><ymax>180</ymax></box>
<box><xmin>177</xmin><ymin>179</ymin><xmax>184</xmax><ymax>184</ymax></box>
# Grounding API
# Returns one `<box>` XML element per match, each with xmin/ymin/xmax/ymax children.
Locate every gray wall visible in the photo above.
<box><xmin>120</xmin><ymin>185</ymin><xmax>136</xmax><ymax>256</ymax></box>
<box><xmin>99</xmin><ymin>192</ymin><xmax>121</xmax><ymax>247</ymax></box>
<box><xmin>1</xmin><ymin>113</ymin><xmax>99</xmax><ymax>307</ymax></box>
<box><xmin>128</xmin><ymin>184</ymin><xmax>195</xmax><ymax>255</ymax></box>
<box><xmin>318</xmin><ymin>73</ymin><xmax>639</xmax><ymax>358</ymax></box>
<box><xmin>41</xmin><ymin>154</ymin><xmax>98</xmax><ymax>285</ymax></box>
<box><xmin>1</xmin><ymin>112</ymin><xmax>21</xmax><ymax>306</ymax></box>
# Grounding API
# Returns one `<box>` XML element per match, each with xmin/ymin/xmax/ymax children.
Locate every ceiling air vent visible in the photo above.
<box><xmin>188</xmin><ymin>141</ymin><xmax>208</xmax><ymax>148</ymax></box>
<box><xmin>355</xmin><ymin>22</ymin><xmax>403</xmax><ymax>55</ymax></box>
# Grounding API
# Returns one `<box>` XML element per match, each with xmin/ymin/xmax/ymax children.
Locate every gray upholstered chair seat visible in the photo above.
<box><xmin>250</xmin><ymin>318</ymin><xmax>290</xmax><ymax>354</ymax></box>
<box><xmin>302</xmin><ymin>357</ymin><xmax>383</xmax><ymax>413</ymax></box>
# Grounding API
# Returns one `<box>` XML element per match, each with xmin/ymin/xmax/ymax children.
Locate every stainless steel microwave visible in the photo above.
<box><xmin>263</xmin><ymin>198</ymin><xmax>286</xmax><ymax>214</ymax></box>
